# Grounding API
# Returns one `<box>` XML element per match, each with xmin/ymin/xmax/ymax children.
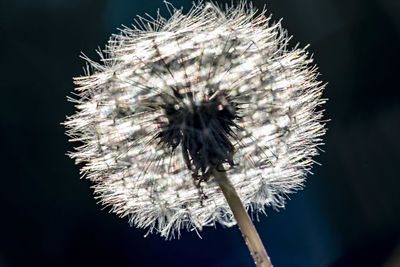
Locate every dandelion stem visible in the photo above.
<box><xmin>212</xmin><ymin>166</ymin><xmax>273</xmax><ymax>267</ymax></box>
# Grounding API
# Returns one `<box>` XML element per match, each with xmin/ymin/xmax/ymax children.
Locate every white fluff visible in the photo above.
<box><xmin>64</xmin><ymin>1</ymin><xmax>326</xmax><ymax>239</ymax></box>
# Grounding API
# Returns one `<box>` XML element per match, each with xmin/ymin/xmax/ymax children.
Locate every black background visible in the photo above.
<box><xmin>1</xmin><ymin>0</ymin><xmax>400</xmax><ymax>266</ymax></box>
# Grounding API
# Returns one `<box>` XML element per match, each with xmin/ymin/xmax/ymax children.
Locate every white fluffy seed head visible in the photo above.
<box><xmin>64</xmin><ymin>1</ymin><xmax>326</xmax><ymax>238</ymax></box>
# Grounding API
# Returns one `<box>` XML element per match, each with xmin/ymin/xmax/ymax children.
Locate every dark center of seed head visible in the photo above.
<box><xmin>157</xmin><ymin>95</ymin><xmax>237</xmax><ymax>177</ymax></box>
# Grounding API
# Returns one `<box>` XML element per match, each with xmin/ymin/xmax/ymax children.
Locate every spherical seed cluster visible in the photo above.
<box><xmin>64</xmin><ymin>2</ymin><xmax>326</xmax><ymax>238</ymax></box>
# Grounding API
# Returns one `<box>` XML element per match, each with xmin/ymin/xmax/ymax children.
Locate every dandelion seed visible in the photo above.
<box><xmin>64</xmin><ymin>1</ymin><xmax>326</xmax><ymax>266</ymax></box>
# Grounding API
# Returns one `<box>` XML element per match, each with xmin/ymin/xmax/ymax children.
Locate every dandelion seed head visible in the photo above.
<box><xmin>64</xmin><ymin>1</ymin><xmax>326</xmax><ymax>238</ymax></box>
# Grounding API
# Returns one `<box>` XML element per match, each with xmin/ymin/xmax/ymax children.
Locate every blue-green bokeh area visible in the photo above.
<box><xmin>1</xmin><ymin>0</ymin><xmax>399</xmax><ymax>266</ymax></box>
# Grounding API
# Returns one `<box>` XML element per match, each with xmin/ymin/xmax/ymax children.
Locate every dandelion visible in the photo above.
<box><xmin>64</xmin><ymin>1</ymin><xmax>326</xmax><ymax>266</ymax></box>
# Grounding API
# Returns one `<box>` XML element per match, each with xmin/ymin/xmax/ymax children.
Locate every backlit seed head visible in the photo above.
<box><xmin>64</xmin><ymin>1</ymin><xmax>326</xmax><ymax>238</ymax></box>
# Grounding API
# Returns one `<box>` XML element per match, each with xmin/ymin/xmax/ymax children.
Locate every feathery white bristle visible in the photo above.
<box><xmin>64</xmin><ymin>1</ymin><xmax>326</xmax><ymax>239</ymax></box>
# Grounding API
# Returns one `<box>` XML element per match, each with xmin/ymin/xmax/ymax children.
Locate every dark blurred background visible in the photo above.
<box><xmin>1</xmin><ymin>0</ymin><xmax>399</xmax><ymax>266</ymax></box>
